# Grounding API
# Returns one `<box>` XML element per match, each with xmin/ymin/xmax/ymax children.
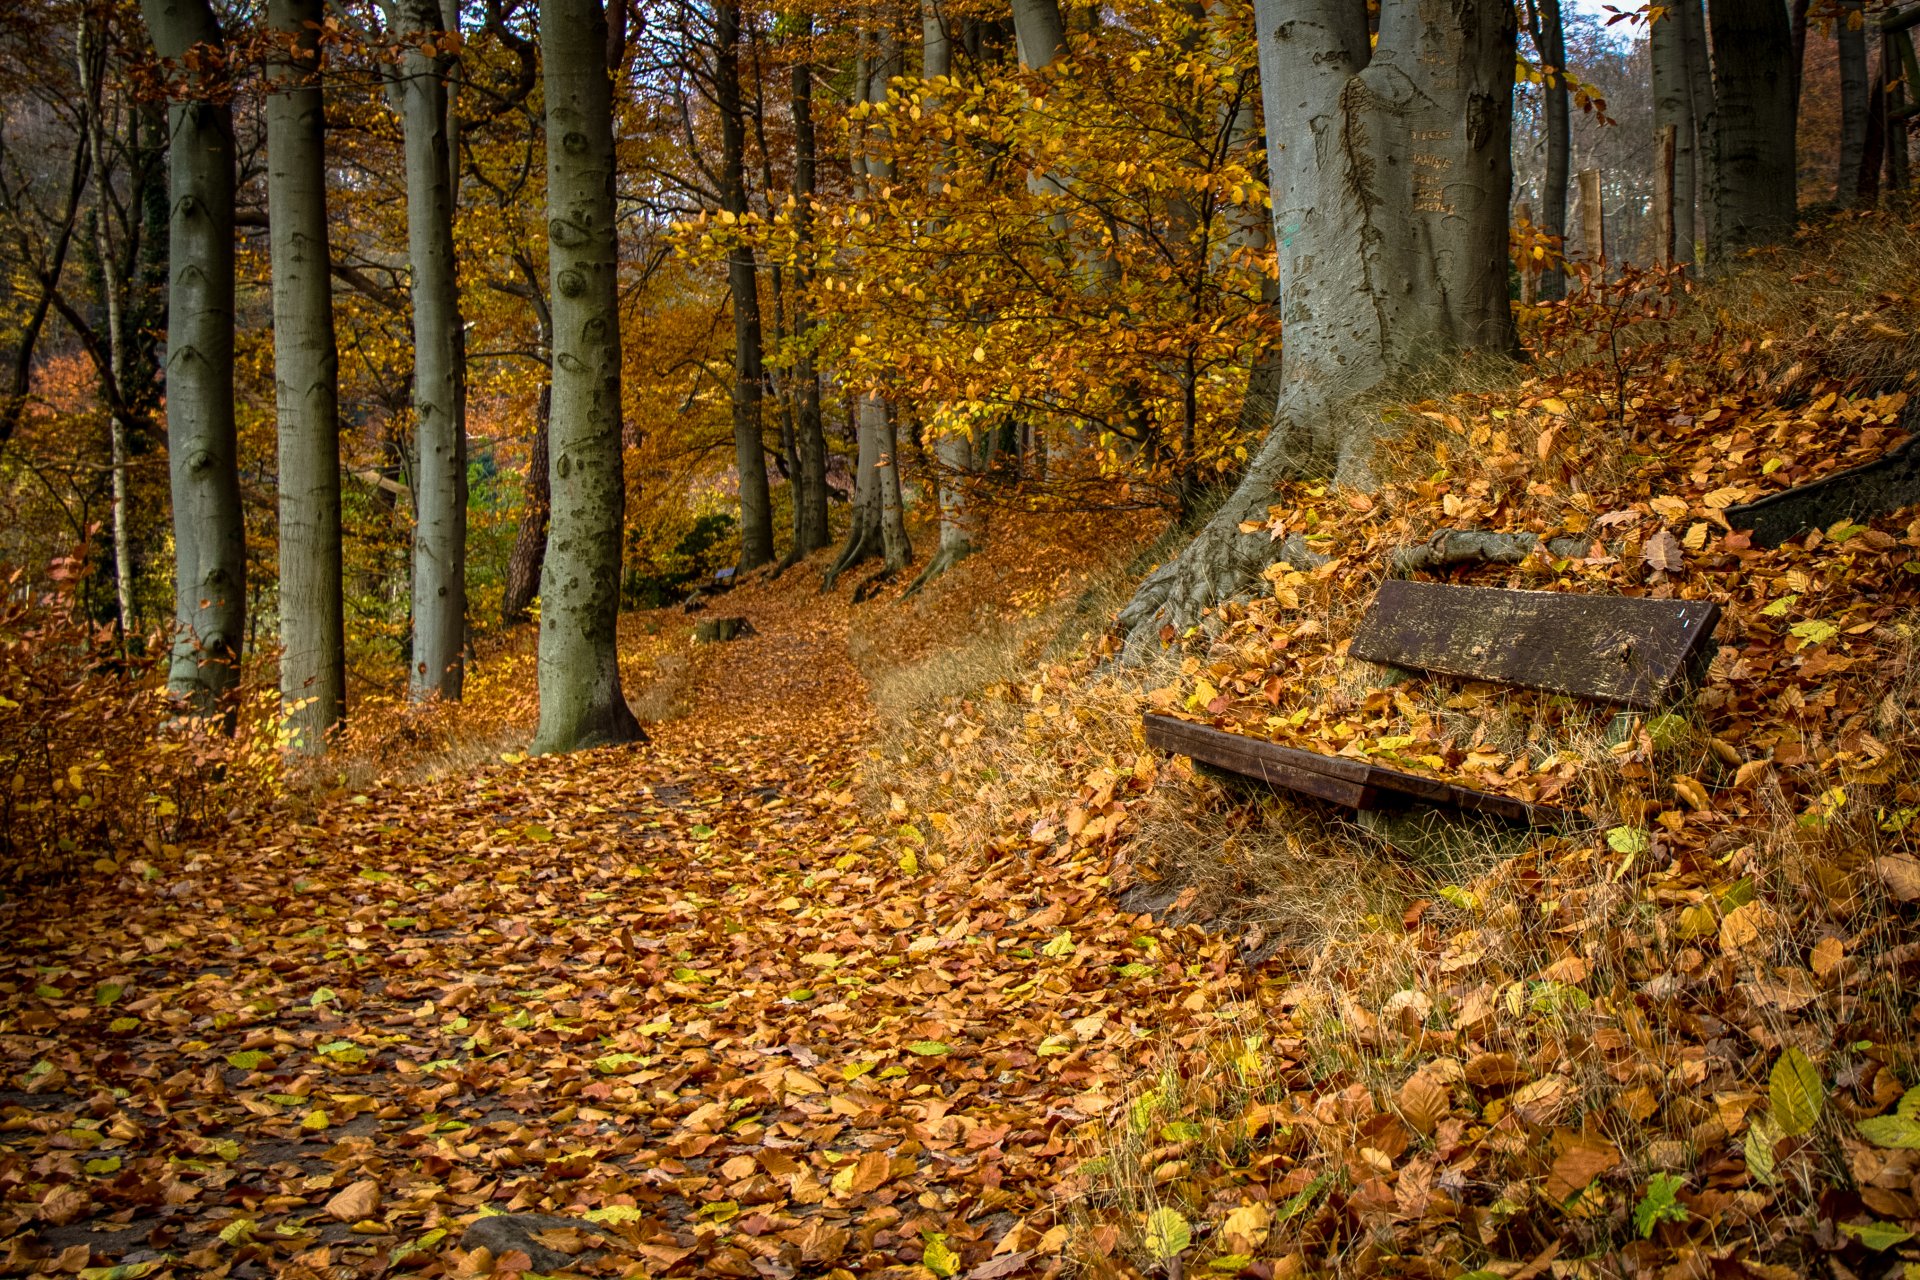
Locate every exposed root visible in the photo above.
<box><xmin>900</xmin><ymin>540</ymin><xmax>974</xmax><ymax>600</ymax></box>
<box><xmin>851</xmin><ymin>566</ymin><xmax>897</xmax><ymax>604</ymax></box>
<box><xmin>1386</xmin><ymin>529</ymin><xmax>1592</xmax><ymax>576</ymax></box>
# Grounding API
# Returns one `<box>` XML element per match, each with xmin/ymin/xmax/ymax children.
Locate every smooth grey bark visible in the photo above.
<box><xmin>502</xmin><ymin>384</ymin><xmax>550</xmax><ymax>627</ymax></box>
<box><xmin>1651</xmin><ymin>1</ymin><xmax>1699</xmax><ymax>264</ymax></box>
<box><xmin>266</xmin><ymin>0</ymin><xmax>346</xmax><ymax>753</ymax></box>
<box><xmin>1707</xmin><ymin>0</ymin><xmax>1798</xmax><ymax>255</ymax></box>
<box><xmin>1118</xmin><ymin>0</ymin><xmax>1517</xmax><ymax>645</ymax></box>
<box><xmin>1011</xmin><ymin>0</ymin><xmax>1068</xmax><ymax>69</ymax></box>
<box><xmin>1839</xmin><ymin>0</ymin><xmax>1870</xmax><ymax>204</ymax></box>
<box><xmin>391</xmin><ymin>0</ymin><xmax>468</xmax><ymax>701</ymax></box>
<box><xmin>532</xmin><ymin>0</ymin><xmax>642</xmax><ymax>754</ymax></box>
<box><xmin>787</xmin><ymin>25</ymin><xmax>829</xmax><ymax>559</ymax></box>
<box><xmin>716</xmin><ymin>2</ymin><xmax>775</xmax><ymax>571</ymax></box>
<box><xmin>1530</xmin><ymin>0</ymin><xmax>1571</xmax><ymax>297</ymax></box>
<box><xmin>823</xmin><ymin>396</ymin><xmax>882</xmax><ymax>589</ymax></box>
<box><xmin>904</xmin><ymin>1</ymin><xmax>973</xmax><ymax>594</ymax></box>
<box><xmin>143</xmin><ymin>0</ymin><xmax>246</xmax><ymax>716</ymax></box>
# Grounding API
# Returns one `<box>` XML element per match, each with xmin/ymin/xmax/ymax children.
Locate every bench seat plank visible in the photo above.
<box><xmin>1143</xmin><ymin>713</ymin><xmax>1554</xmax><ymax>825</ymax></box>
<box><xmin>1350</xmin><ymin>581</ymin><xmax>1719</xmax><ymax>709</ymax></box>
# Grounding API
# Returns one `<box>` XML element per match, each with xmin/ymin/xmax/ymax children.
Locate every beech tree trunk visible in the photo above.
<box><xmin>143</xmin><ymin>0</ymin><xmax>246</xmax><ymax>718</ymax></box>
<box><xmin>266</xmin><ymin>0</ymin><xmax>346</xmax><ymax>753</ymax></box>
<box><xmin>1839</xmin><ymin>0</ymin><xmax>1870</xmax><ymax>205</ymax></box>
<box><xmin>392</xmin><ymin>0</ymin><xmax>468</xmax><ymax>701</ymax></box>
<box><xmin>1707</xmin><ymin>0</ymin><xmax>1798</xmax><ymax>255</ymax></box>
<box><xmin>1651</xmin><ymin>0</ymin><xmax>1699</xmax><ymax>264</ymax></box>
<box><xmin>716</xmin><ymin>2</ymin><xmax>775</xmax><ymax>572</ymax></box>
<box><xmin>787</xmin><ymin>25</ymin><xmax>829</xmax><ymax>559</ymax></box>
<box><xmin>1677</xmin><ymin>0</ymin><xmax>1716</xmax><ymax>254</ymax></box>
<box><xmin>1531</xmin><ymin>0</ymin><xmax>1571</xmax><ymax>299</ymax></box>
<box><xmin>532</xmin><ymin>0</ymin><xmax>643</xmax><ymax>754</ymax></box>
<box><xmin>1119</xmin><ymin>0</ymin><xmax>1516</xmax><ymax>645</ymax></box>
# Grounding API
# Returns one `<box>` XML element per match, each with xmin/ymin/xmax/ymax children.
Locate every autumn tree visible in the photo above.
<box><xmin>1528</xmin><ymin>0</ymin><xmax>1571</xmax><ymax>292</ymax></box>
<box><xmin>1118</xmin><ymin>0</ymin><xmax>1518</xmax><ymax>642</ymax></box>
<box><xmin>266</xmin><ymin>0</ymin><xmax>347</xmax><ymax>751</ymax></box>
<box><xmin>532</xmin><ymin>0</ymin><xmax>643</xmax><ymax>754</ymax></box>
<box><xmin>142</xmin><ymin>0</ymin><xmax>247</xmax><ymax>716</ymax></box>
<box><xmin>1707</xmin><ymin>0</ymin><xmax>1798</xmax><ymax>254</ymax></box>
<box><xmin>388</xmin><ymin>0</ymin><xmax>468</xmax><ymax>701</ymax></box>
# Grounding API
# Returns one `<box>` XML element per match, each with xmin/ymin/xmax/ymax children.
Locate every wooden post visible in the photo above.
<box><xmin>1654</xmin><ymin>124</ymin><xmax>1677</xmax><ymax>268</ymax></box>
<box><xmin>1577</xmin><ymin>168</ymin><xmax>1605</xmax><ymax>282</ymax></box>
<box><xmin>1516</xmin><ymin>199</ymin><xmax>1538</xmax><ymax>305</ymax></box>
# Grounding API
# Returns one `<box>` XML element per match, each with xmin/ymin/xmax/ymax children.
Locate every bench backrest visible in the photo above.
<box><xmin>1349</xmin><ymin>581</ymin><xmax>1720</xmax><ymax>709</ymax></box>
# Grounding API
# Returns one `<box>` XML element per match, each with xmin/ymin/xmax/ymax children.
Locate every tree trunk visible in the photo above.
<box><xmin>532</xmin><ymin>0</ymin><xmax>643</xmax><ymax>754</ymax></box>
<box><xmin>716</xmin><ymin>2</ymin><xmax>775</xmax><ymax>572</ymax></box>
<box><xmin>1532</xmin><ymin>0</ymin><xmax>1571</xmax><ymax>299</ymax></box>
<box><xmin>823</xmin><ymin>396</ymin><xmax>882</xmax><ymax>589</ymax></box>
<box><xmin>1707</xmin><ymin>0</ymin><xmax>1798</xmax><ymax>256</ymax></box>
<box><xmin>1651</xmin><ymin>0</ymin><xmax>1698</xmax><ymax>264</ymax></box>
<box><xmin>1676</xmin><ymin>0</ymin><xmax>1716</xmax><ymax>254</ymax></box>
<box><xmin>1118</xmin><ymin>0</ymin><xmax>1517</xmax><ymax>644</ymax></box>
<box><xmin>265</xmin><ymin>0</ymin><xmax>346</xmax><ymax>753</ymax></box>
<box><xmin>1838</xmin><ymin>0</ymin><xmax>1870</xmax><ymax>205</ymax></box>
<box><xmin>392</xmin><ymin>0</ymin><xmax>468</xmax><ymax>701</ymax></box>
<box><xmin>502</xmin><ymin>383</ymin><xmax>549</xmax><ymax>625</ymax></box>
<box><xmin>75</xmin><ymin>23</ymin><xmax>138</xmax><ymax>633</ymax></box>
<box><xmin>142</xmin><ymin>0</ymin><xmax>246</xmax><ymax>718</ymax></box>
<box><xmin>787</xmin><ymin>22</ymin><xmax>829</xmax><ymax>558</ymax></box>
<box><xmin>905</xmin><ymin>0</ymin><xmax>973</xmax><ymax>594</ymax></box>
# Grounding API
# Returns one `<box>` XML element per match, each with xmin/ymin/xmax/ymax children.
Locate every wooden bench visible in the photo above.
<box><xmin>1144</xmin><ymin>581</ymin><xmax>1722</xmax><ymax>824</ymax></box>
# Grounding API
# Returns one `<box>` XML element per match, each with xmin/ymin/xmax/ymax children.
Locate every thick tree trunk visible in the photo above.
<box><xmin>143</xmin><ymin>0</ymin><xmax>246</xmax><ymax>718</ymax></box>
<box><xmin>787</xmin><ymin>26</ymin><xmax>829</xmax><ymax>558</ymax></box>
<box><xmin>501</xmin><ymin>383</ymin><xmax>549</xmax><ymax>625</ymax></box>
<box><xmin>1839</xmin><ymin>0</ymin><xmax>1870</xmax><ymax>205</ymax></box>
<box><xmin>266</xmin><ymin>0</ymin><xmax>347</xmax><ymax>753</ymax></box>
<box><xmin>1532</xmin><ymin>0</ymin><xmax>1571</xmax><ymax>299</ymax></box>
<box><xmin>1707</xmin><ymin>0</ymin><xmax>1798</xmax><ymax>256</ymax></box>
<box><xmin>392</xmin><ymin>0</ymin><xmax>467</xmax><ymax>701</ymax></box>
<box><xmin>1119</xmin><ymin>0</ymin><xmax>1516</xmax><ymax>645</ymax></box>
<box><xmin>823</xmin><ymin>398</ymin><xmax>882</xmax><ymax>589</ymax></box>
<box><xmin>1677</xmin><ymin>0</ymin><xmax>1716</xmax><ymax>254</ymax></box>
<box><xmin>875</xmin><ymin>397</ymin><xmax>911</xmax><ymax>572</ymax></box>
<box><xmin>1651</xmin><ymin>1</ymin><xmax>1699</xmax><ymax>265</ymax></box>
<box><xmin>532</xmin><ymin>0</ymin><xmax>643</xmax><ymax>754</ymax></box>
<box><xmin>716</xmin><ymin>2</ymin><xmax>775</xmax><ymax>571</ymax></box>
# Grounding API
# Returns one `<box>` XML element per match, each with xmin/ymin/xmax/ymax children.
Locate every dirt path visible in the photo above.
<box><xmin>0</xmin><ymin>597</ymin><xmax>1240</xmax><ymax>1279</ymax></box>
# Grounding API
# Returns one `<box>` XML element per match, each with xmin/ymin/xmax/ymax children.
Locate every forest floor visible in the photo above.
<box><xmin>0</xmin><ymin>530</ymin><xmax>1251</xmax><ymax>1280</ymax></box>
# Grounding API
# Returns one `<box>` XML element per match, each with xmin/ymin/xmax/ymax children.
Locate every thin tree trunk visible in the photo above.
<box><xmin>1651</xmin><ymin>1</ymin><xmax>1699</xmax><ymax>264</ymax></box>
<box><xmin>1839</xmin><ymin>0</ymin><xmax>1870</xmax><ymax>205</ymax></box>
<box><xmin>502</xmin><ymin>383</ymin><xmax>549</xmax><ymax>625</ymax></box>
<box><xmin>142</xmin><ymin>0</ymin><xmax>245</xmax><ymax>718</ymax></box>
<box><xmin>76</xmin><ymin>23</ymin><xmax>138</xmax><ymax>632</ymax></box>
<box><xmin>533</xmin><ymin>0</ymin><xmax>643</xmax><ymax>753</ymax></box>
<box><xmin>785</xmin><ymin>19</ymin><xmax>828</xmax><ymax>559</ymax></box>
<box><xmin>1678</xmin><ymin>0</ymin><xmax>1716</xmax><ymax>254</ymax></box>
<box><xmin>716</xmin><ymin>2</ymin><xmax>775</xmax><ymax>571</ymax></box>
<box><xmin>391</xmin><ymin>0</ymin><xmax>467</xmax><ymax>701</ymax></box>
<box><xmin>266</xmin><ymin>0</ymin><xmax>346</xmax><ymax>752</ymax></box>
<box><xmin>1708</xmin><ymin>0</ymin><xmax>1798</xmax><ymax>256</ymax></box>
<box><xmin>1532</xmin><ymin>0</ymin><xmax>1571</xmax><ymax>300</ymax></box>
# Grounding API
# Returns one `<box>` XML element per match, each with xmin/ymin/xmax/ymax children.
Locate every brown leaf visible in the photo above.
<box><xmin>1876</xmin><ymin>854</ymin><xmax>1920</xmax><ymax>902</ymax></box>
<box><xmin>1643</xmin><ymin>528</ymin><xmax>1684</xmax><ymax>572</ymax></box>
<box><xmin>1396</xmin><ymin>1072</ymin><xmax>1449</xmax><ymax>1136</ymax></box>
<box><xmin>966</xmin><ymin>1252</ymin><xmax>1035</xmax><ymax>1279</ymax></box>
<box><xmin>1544</xmin><ymin>1131</ymin><xmax>1619</xmax><ymax>1202</ymax></box>
<box><xmin>323</xmin><ymin>1179</ymin><xmax>380</xmax><ymax>1223</ymax></box>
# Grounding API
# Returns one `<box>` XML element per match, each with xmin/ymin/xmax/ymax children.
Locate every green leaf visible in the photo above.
<box><xmin>594</xmin><ymin>1053</ymin><xmax>644</xmax><ymax>1074</ymax></box>
<box><xmin>78</xmin><ymin>1264</ymin><xmax>160</xmax><ymax>1280</ymax></box>
<box><xmin>107</xmin><ymin>1017</ymin><xmax>139</xmax><ymax>1033</ymax></box>
<box><xmin>1118</xmin><ymin>962</ymin><xmax>1154</xmax><ymax>978</ymax></box>
<box><xmin>1207</xmin><ymin>1255</ymin><xmax>1253</xmax><ymax>1273</ymax></box>
<box><xmin>84</xmin><ymin>1156</ymin><xmax>122</xmax><ymax>1175</ymax></box>
<box><xmin>1633</xmin><ymin>1173</ymin><xmax>1689</xmax><ymax>1237</ymax></box>
<box><xmin>524</xmin><ymin>823</ymin><xmax>554</xmax><ymax>843</ymax></box>
<box><xmin>1277</xmin><ymin>1173</ymin><xmax>1330</xmax><ymax>1222</ymax></box>
<box><xmin>226</xmin><ymin>1050</ymin><xmax>272</xmax><ymax>1071</ymax></box>
<box><xmin>1645</xmin><ymin>713</ymin><xmax>1687</xmax><ymax>750</ymax></box>
<box><xmin>217</xmin><ymin>1218</ymin><xmax>256</xmax><ymax>1245</ymax></box>
<box><xmin>1041</xmin><ymin>931</ymin><xmax>1075</xmax><ymax>958</ymax></box>
<box><xmin>1770</xmin><ymin>1047</ymin><xmax>1824</xmax><ymax>1137</ymax></box>
<box><xmin>309</xmin><ymin>987</ymin><xmax>336</xmax><ymax>1007</ymax></box>
<box><xmin>690</xmin><ymin>824</ymin><xmax>715</xmax><ymax>839</ymax></box>
<box><xmin>1143</xmin><ymin>1207</ymin><xmax>1192</xmax><ymax>1260</ymax></box>
<box><xmin>1790</xmin><ymin>619</ymin><xmax>1839</xmax><ymax>646</ymax></box>
<box><xmin>1606</xmin><ymin>826</ymin><xmax>1651</xmax><ymax>854</ymax></box>
<box><xmin>1858</xmin><ymin>1114</ymin><xmax>1920</xmax><ymax>1149</ymax></box>
<box><xmin>582</xmin><ymin>1205</ymin><xmax>644</xmax><ymax>1224</ymax></box>
<box><xmin>906</xmin><ymin>1040</ymin><xmax>950</xmax><ymax>1056</ymax></box>
<box><xmin>94</xmin><ymin>982</ymin><xmax>124</xmax><ymax>1006</ymax></box>
<box><xmin>1840</xmin><ymin>1220</ymin><xmax>1914</xmax><ymax>1251</ymax></box>
<box><xmin>1161</xmin><ymin>1120</ymin><xmax>1204</xmax><ymax>1142</ymax></box>
<box><xmin>1745</xmin><ymin>1112</ymin><xmax>1782</xmax><ymax>1185</ymax></box>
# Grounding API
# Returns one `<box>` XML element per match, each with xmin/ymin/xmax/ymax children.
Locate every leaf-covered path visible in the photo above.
<box><xmin>2</xmin><ymin>591</ymin><xmax>1234</xmax><ymax>1279</ymax></box>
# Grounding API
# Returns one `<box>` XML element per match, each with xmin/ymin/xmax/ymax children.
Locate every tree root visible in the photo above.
<box><xmin>1386</xmin><ymin>530</ymin><xmax>1592</xmax><ymax>576</ymax></box>
<box><xmin>821</xmin><ymin>518</ymin><xmax>877</xmax><ymax>592</ymax></box>
<box><xmin>900</xmin><ymin>539</ymin><xmax>973</xmax><ymax>600</ymax></box>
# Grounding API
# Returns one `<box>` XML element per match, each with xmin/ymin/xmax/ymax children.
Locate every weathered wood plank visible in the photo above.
<box><xmin>1350</xmin><ymin>581</ymin><xmax>1719</xmax><ymax>709</ymax></box>
<box><xmin>1142</xmin><ymin>714</ymin><xmax>1552</xmax><ymax>824</ymax></box>
<box><xmin>1725</xmin><ymin>435</ymin><xmax>1920</xmax><ymax>548</ymax></box>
